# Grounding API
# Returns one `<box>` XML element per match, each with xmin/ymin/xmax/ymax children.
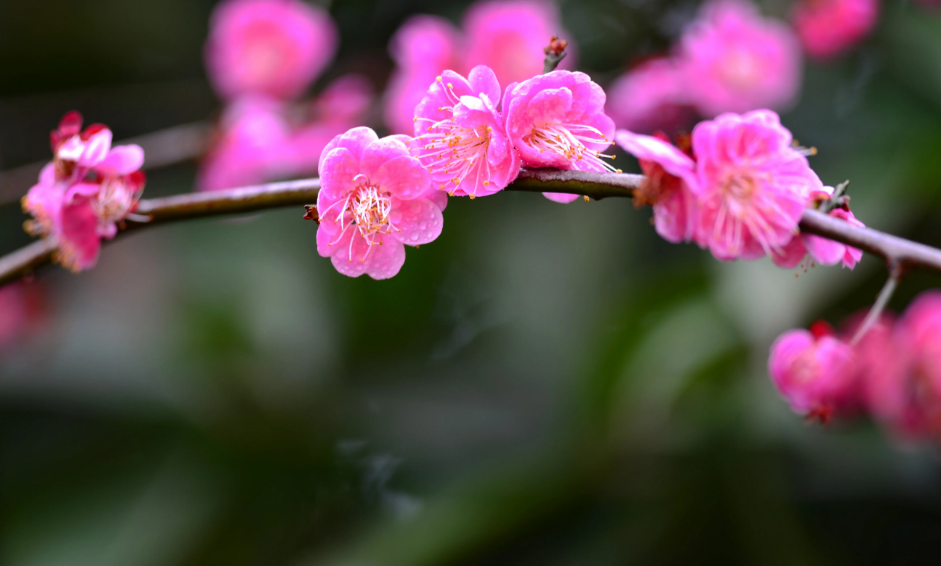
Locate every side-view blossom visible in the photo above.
<box><xmin>678</xmin><ymin>0</ymin><xmax>802</xmax><ymax>116</ymax></box>
<box><xmin>205</xmin><ymin>0</ymin><xmax>338</xmax><ymax>101</ymax></box>
<box><xmin>607</xmin><ymin>58</ymin><xmax>693</xmax><ymax>135</ymax></box>
<box><xmin>690</xmin><ymin>110</ymin><xmax>821</xmax><ymax>261</ymax></box>
<box><xmin>769</xmin><ymin>322</ymin><xmax>857</xmax><ymax>420</ymax></box>
<box><xmin>614</xmin><ymin>130</ymin><xmax>699</xmax><ymax>243</ymax></box>
<box><xmin>412</xmin><ymin>66</ymin><xmax>519</xmax><ymax>198</ymax></box>
<box><xmin>792</xmin><ymin>0</ymin><xmax>879</xmax><ymax>60</ymax></box>
<box><xmin>22</xmin><ymin>112</ymin><xmax>146</xmax><ymax>272</ymax></box>
<box><xmin>772</xmin><ymin>206</ymin><xmax>865</xmax><ymax>270</ymax></box>
<box><xmin>314</xmin><ymin>127</ymin><xmax>444</xmax><ymax>279</ymax></box>
<box><xmin>504</xmin><ymin>70</ymin><xmax>618</xmax><ymax>203</ymax></box>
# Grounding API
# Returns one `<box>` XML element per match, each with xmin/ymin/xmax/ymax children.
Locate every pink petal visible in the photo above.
<box><xmin>364</xmin><ymin>235</ymin><xmax>407</xmax><ymax>280</ymax></box>
<box><xmin>319</xmin><ymin>147</ymin><xmax>361</xmax><ymax>199</ymax></box>
<box><xmin>467</xmin><ymin>65</ymin><xmax>501</xmax><ymax>104</ymax></box>
<box><xmin>78</xmin><ymin>129</ymin><xmax>113</xmax><ymax>167</ymax></box>
<box><xmin>614</xmin><ymin>130</ymin><xmax>698</xmax><ymax>192</ymax></box>
<box><xmin>390</xmin><ymin>197</ymin><xmax>443</xmax><ymax>246</ymax></box>
<box><xmin>359</xmin><ymin>137</ymin><xmax>411</xmax><ymax>180</ymax></box>
<box><xmin>95</xmin><ymin>145</ymin><xmax>144</xmax><ymax>176</ymax></box>
<box><xmin>318</xmin><ymin>126</ymin><xmax>378</xmax><ymax>172</ymax></box>
<box><xmin>57</xmin><ymin>199</ymin><xmax>102</xmax><ymax>272</ymax></box>
<box><xmin>802</xmin><ymin>233</ymin><xmax>845</xmax><ymax>265</ymax></box>
<box><xmin>771</xmin><ymin>235</ymin><xmax>808</xmax><ymax>268</ymax></box>
<box><xmin>543</xmin><ymin>192</ymin><xmax>580</xmax><ymax>204</ymax></box>
<box><xmin>372</xmin><ymin>155</ymin><xmax>431</xmax><ymax>200</ymax></box>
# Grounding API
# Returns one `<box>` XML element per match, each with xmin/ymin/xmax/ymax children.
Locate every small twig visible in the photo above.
<box><xmin>850</xmin><ymin>263</ymin><xmax>903</xmax><ymax>345</ymax></box>
<box><xmin>542</xmin><ymin>36</ymin><xmax>568</xmax><ymax>74</ymax></box>
<box><xmin>2</xmin><ymin>170</ymin><xmax>941</xmax><ymax>288</ymax></box>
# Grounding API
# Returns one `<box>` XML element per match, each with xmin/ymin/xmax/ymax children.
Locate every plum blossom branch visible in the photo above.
<box><xmin>1</xmin><ymin>169</ymin><xmax>940</xmax><ymax>287</ymax></box>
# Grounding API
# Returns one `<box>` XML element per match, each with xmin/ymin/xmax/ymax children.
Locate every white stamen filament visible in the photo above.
<box><xmin>523</xmin><ymin>122</ymin><xmax>621</xmax><ymax>174</ymax></box>
<box><xmin>327</xmin><ymin>183</ymin><xmax>398</xmax><ymax>262</ymax></box>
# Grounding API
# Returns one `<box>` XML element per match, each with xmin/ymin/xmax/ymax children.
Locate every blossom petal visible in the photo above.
<box><xmin>390</xmin><ymin>197</ymin><xmax>443</xmax><ymax>246</ymax></box>
<box><xmin>543</xmin><ymin>192</ymin><xmax>580</xmax><ymax>203</ymax></box>
<box><xmin>373</xmin><ymin>155</ymin><xmax>431</xmax><ymax>199</ymax></box>
<box><xmin>365</xmin><ymin>235</ymin><xmax>407</xmax><ymax>280</ymax></box>
<box><xmin>319</xmin><ymin>147</ymin><xmax>360</xmax><ymax>199</ymax></box>
<box><xmin>95</xmin><ymin>145</ymin><xmax>144</xmax><ymax>176</ymax></box>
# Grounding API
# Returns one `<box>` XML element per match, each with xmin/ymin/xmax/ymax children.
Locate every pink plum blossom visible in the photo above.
<box><xmin>504</xmin><ymin>70</ymin><xmax>618</xmax><ymax>203</ymax></box>
<box><xmin>411</xmin><ymin>66</ymin><xmax>519</xmax><ymax>198</ymax></box>
<box><xmin>867</xmin><ymin>293</ymin><xmax>941</xmax><ymax>439</ymax></box>
<box><xmin>315</xmin><ymin>127</ymin><xmax>444</xmax><ymax>279</ymax></box>
<box><xmin>384</xmin><ymin>0</ymin><xmax>576</xmax><ymax>135</ymax></box>
<box><xmin>205</xmin><ymin>0</ymin><xmax>338</xmax><ymax>101</ymax></box>
<box><xmin>690</xmin><ymin>110</ymin><xmax>822</xmax><ymax>261</ymax></box>
<box><xmin>772</xmin><ymin>206</ymin><xmax>865</xmax><ymax>270</ymax></box>
<box><xmin>607</xmin><ymin>58</ymin><xmax>694</xmax><ymax>135</ymax></box>
<box><xmin>792</xmin><ymin>0</ymin><xmax>879</xmax><ymax>60</ymax></box>
<box><xmin>385</xmin><ymin>16</ymin><xmax>463</xmax><ymax>135</ymax></box>
<box><xmin>769</xmin><ymin>323</ymin><xmax>857</xmax><ymax>420</ymax></box>
<box><xmin>678</xmin><ymin>0</ymin><xmax>802</xmax><ymax>117</ymax></box>
<box><xmin>199</xmin><ymin>97</ymin><xmax>292</xmax><ymax>191</ymax></box>
<box><xmin>614</xmin><ymin>130</ymin><xmax>699</xmax><ymax>243</ymax></box>
<box><xmin>22</xmin><ymin>112</ymin><xmax>146</xmax><ymax>272</ymax></box>
<box><xmin>0</xmin><ymin>282</ymin><xmax>45</xmax><ymax>353</ymax></box>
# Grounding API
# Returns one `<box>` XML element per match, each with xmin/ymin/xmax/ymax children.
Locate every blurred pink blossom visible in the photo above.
<box><xmin>792</xmin><ymin>0</ymin><xmax>878</xmax><ymax>60</ymax></box>
<box><xmin>412</xmin><ymin>66</ymin><xmax>519</xmax><ymax>198</ymax></box>
<box><xmin>0</xmin><ymin>282</ymin><xmax>45</xmax><ymax>352</ymax></box>
<box><xmin>384</xmin><ymin>0</ymin><xmax>575</xmax><ymax>134</ymax></box>
<box><xmin>772</xmin><ymin>206</ymin><xmax>865</xmax><ymax>270</ymax></box>
<box><xmin>504</xmin><ymin>70</ymin><xmax>616</xmax><ymax>203</ymax></box>
<box><xmin>205</xmin><ymin>0</ymin><xmax>338</xmax><ymax>101</ymax></box>
<box><xmin>690</xmin><ymin>110</ymin><xmax>821</xmax><ymax>260</ymax></box>
<box><xmin>315</xmin><ymin>127</ymin><xmax>444</xmax><ymax>279</ymax></box>
<box><xmin>678</xmin><ymin>0</ymin><xmax>802</xmax><ymax>116</ymax></box>
<box><xmin>614</xmin><ymin>130</ymin><xmax>699</xmax><ymax>243</ymax></box>
<box><xmin>23</xmin><ymin>112</ymin><xmax>146</xmax><ymax>272</ymax></box>
<box><xmin>607</xmin><ymin>58</ymin><xmax>694</xmax><ymax>134</ymax></box>
<box><xmin>769</xmin><ymin>323</ymin><xmax>857</xmax><ymax>419</ymax></box>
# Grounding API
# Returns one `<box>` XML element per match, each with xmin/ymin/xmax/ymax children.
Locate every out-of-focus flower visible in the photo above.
<box><xmin>690</xmin><ymin>110</ymin><xmax>821</xmax><ymax>260</ymax></box>
<box><xmin>866</xmin><ymin>293</ymin><xmax>941</xmax><ymax>439</ymax></box>
<box><xmin>205</xmin><ymin>0</ymin><xmax>338</xmax><ymax>101</ymax></box>
<box><xmin>463</xmin><ymin>0</ymin><xmax>571</xmax><ymax>87</ymax></box>
<box><xmin>614</xmin><ymin>130</ymin><xmax>699</xmax><ymax>243</ymax></box>
<box><xmin>23</xmin><ymin>112</ymin><xmax>146</xmax><ymax>272</ymax></box>
<box><xmin>769</xmin><ymin>322</ymin><xmax>857</xmax><ymax>420</ymax></box>
<box><xmin>792</xmin><ymin>0</ymin><xmax>878</xmax><ymax>60</ymax></box>
<box><xmin>385</xmin><ymin>16</ymin><xmax>463</xmax><ymax>136</ymax></box>
<box><xmin>504</xmin><ymin>70</ymin><xmax>617</xmax><ymax>203</ymax></box>
<box><xmin>198</xmin><ymin>97</ymin><xmax>291</xmax><ymax>191</ymax></box>
<box><xmin>412</xmin><ymin>66</ymin><xmax>519</xmax><ymax>198</ymax></box>
<box><xmin>773</xmin><ymin>206</ymin><xmax>865</xmax><ymax>270</ymax></box>
<box><xmin>607</xmin><ymin>58</ymin><xmax>694</xmax><ymax>135</ymax></box>
<box><xmin>314</xmin><ymin>127</ymin><xmax>444</xmax><ymax>279</ymax></box>
<box><xmin>0</xmin><ymin>282</ymin><xmax>46</xmax><ymax>352</ymax></box>
<box><xmin>678</xmin><ymin>0</ymin><xmax>802</xmax><ymax>116</ymax></box>
<box><xmin>384</xmin><ymin>0</ymin><xmax>575</xmax><ymax>135</ymax></box>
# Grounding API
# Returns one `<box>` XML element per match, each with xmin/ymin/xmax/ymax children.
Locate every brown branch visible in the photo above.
<box><xmin>1</xmin><ymin>169</ymin><xmax>940</xmax><ymax>287</ymax></box>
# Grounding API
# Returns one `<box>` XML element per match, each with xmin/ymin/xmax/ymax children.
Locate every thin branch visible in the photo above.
<box><xmin>1</xmin><ymin>169</ymin><xmax>940</xmax><ymax>287</ymax></box>
<box><xmin>850</xmin><ymin>263</ymin><xmax>902</xmax><ymax>346</ymax></box>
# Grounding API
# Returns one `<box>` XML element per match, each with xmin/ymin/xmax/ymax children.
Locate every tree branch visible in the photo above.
<box><xmin>1</xmin><ymin>169</ymin><xmax>940</xmax><ymax>287</ymax></box>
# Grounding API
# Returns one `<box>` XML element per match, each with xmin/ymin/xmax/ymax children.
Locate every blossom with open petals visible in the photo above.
<box><xmin>607</xmin><ymin>58</ymin><xmax>693</xmax><ymax>135</ymax></box>
<box><xmin>690</xmin><ymin>110</ymin><xmax>821</xmax><ymax>260</ymax></box>
<box><xmin>412</xmin><ymin>66</ymin><xmax>519</xmax><ymax>198</ymax></box>
<box><xmin>22</xmin><ymin>112</ymin><xmax>146</xmax><ymax>272</ymax></box>
<box><xmin>504</xmin><ymin>71</ymin><xmax>618</xmax><ymax>203</ymax></box>
<box><xmin>205</xmin><ymin>0</ymin><xmax>338</xmax><ymax>101</ymax></box>
<box><xmin>678</xmin><ymin>0</ymin><xmax>802</xmax><ymax>116</ymax></box>
<box><xmin>792</xmin><ymin>0</ymin><xmax>878</xmax><ymax>60</ymax></box>
<box><xmin>315</xmin><ymin>127</ymin><xmax>444</xmax><ymax>279</ymax></box>
<box><xmin>769</xmin><ymin>323</ymin><xmax>857</xmax><ymax>420</ymax></box>
<box><xmin>614</xmin><ymin>130</ymin><xmax>699</xmax><ymax>243</ymax></box>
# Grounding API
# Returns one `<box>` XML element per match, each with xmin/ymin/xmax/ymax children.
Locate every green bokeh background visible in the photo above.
<box><xmin>3</xmin><ymin>1</ymin><xmax>941</xmax><ymax>564</ymax></box>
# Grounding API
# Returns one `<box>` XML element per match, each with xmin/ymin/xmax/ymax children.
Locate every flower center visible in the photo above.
<box><xmin>524</xmin><ymin>122</ymin><xmax>620</xmax><ymax>173</ymax></box>
<box><xmin>91</xmin><ymin>178</ymin><xmax>139</xmax><ymax>227</ymax></box>
<box><xmin>723</xmin><ymin>172</ymin><xmax>758</xmax><ymax>204</ymax></box>
<box><xmin>720</xmin><ymin>49</ymin><xmax>761</xmax><ymax>89</ymax></box>
<box><xmin>418</xmin><ymin>121</ymin><xmax>494</xmax><ymax>195</ymax></box>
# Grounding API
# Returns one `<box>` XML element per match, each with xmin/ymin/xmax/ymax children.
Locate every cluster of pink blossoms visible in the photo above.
<box><xmin>384</xmin><ymin>0</ymin><xmax>574</xmax><ymax>135</ymax></box>
<box><xmin>771</xmin><ymin>292</ymin><xmax>941</xmax><ymax>442</ymax></box>
<box><xmin>608</xmin><ymin>0</ymin><xmax>879</xmax><ymax>135</ymax></box>
<box><xmin>22</xmin><ymin>112</ymin><xmax>146</xmax><ymax>272</ymax></box>
<box><xmin>200</xmin><ymin>0</ymin><xmax>372</xmax><ymax>191</ymax></box>
<box><xmin>615</xmin><ymin>110</ymin><xmax>864</xmax><ymax>264</ymax></box>
<box><xmin>315</xmin><ymin>66</ymin><xmax>619</xmax><ymax>278</ymax></box>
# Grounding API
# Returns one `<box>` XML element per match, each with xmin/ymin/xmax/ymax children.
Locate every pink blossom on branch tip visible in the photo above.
<box><xmin>412</xmin><ymin>66</ymin><xmax>519</xmax><ymax>198</ymax></box>
<box><xmin>205</xmin><ymin>0</ymin><xmax>338</xmax><ymax>101</ymax></box>
<box><xmin>315</xmin><ymin>127</ymin><xmax>444</xmax><ymax>280</ymax></box>
<box><xmin>678</xmin><ymin>0</ymin><xmax>802</xmax><ymax>117</ymax></box>
<box><xmin>504</xmin><ymin>70</ymin><xmax>618</xmax><ymax>203</ymax></box>
<box><xmin>792</xmin><ymin>0</ymin><xmax>879</xmax><ymax>60</ymax></box>
<box><xmin>769</xmin><ymin>324</ymin><xmax>857</xmax><ymax>420</ymax></box>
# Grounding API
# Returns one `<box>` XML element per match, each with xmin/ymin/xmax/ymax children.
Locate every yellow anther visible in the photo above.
<box><xmin>583</xmin><ymin>196</ymin><xmax>590</xmax><ymax>202</ymax></box>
